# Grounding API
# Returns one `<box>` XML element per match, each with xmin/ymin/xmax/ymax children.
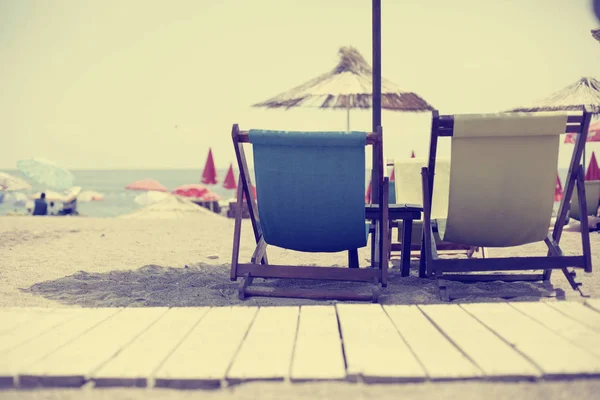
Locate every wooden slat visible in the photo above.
<box><xmin>586</xmin><ymin>299</ymin><xmax>600</xmax><ymax>313</ymax></box>
<box><xmin>226</xmin><ymin>307</ymin><xmax>298</xmax><ymax>384</ymax></box>
<box><xmin>548</xmin><ymin>302</ymin><xmax>600</xmax><ymax>332</ymax></box>
<box><xmin>0</xmin><ymin>308</ymin><xmax>81</xmax><ymax>356</ymax></box>
<box><xmin>462</xmin><ymin>303</ymin><xmax>600</xmax><ymax>377</ymax></box>
<box><xmin>384</xmin><ymin>305</ymin><xmax>482</xmax><ymax>380</ymax></box>
<box><xmin>433</xmin><ymin>255</ymin><xmax>585</xmax><ymax>272</ymax></box>
<box><xmin>0</xmin><ymin>308</ymin><xmax>118</xmax><ymax>388</ymax></box>
<box><xmin>511</xmin><ymin>302</ymin><xmax>600</xmax><ymax>358</ymax></box>
<box><xmin>290</xmin><ymin>306</ymin><xmax>346</xmax><ymax>382</ymax></box>
<box><xmin>336</xmin><ymin>304</ymin><xmax>426</xmax><ymax>383</ymax></box>
<box><xmin>93</xmin><ymin>307</ymin><xmax>210</xmax><ymax>388</ymax></box>
<box><xmin>419</xmin><ymin>304</ymin><xmax>540</xmax><ymax>379</ymax></box>
<box><xmin>236</xmin><ymin>130</ymin><xmax>381</xmax><ymax>144</ymax></box>
<box><xmin>20</xmin><ymin>307</ymin><xmax>168</xmax><ymax>387</ymax></box>
<box><xmin>0</xmin><ymin>308</ymin><xmax>54</xmax><ymax>335</ymax></box>
<box><xmin>237</xmin><ymin>263</ymin><xmax>379</xmax><ymax>282</ymax></box>
<box><xmin>155</xmin><ymin>307</ymin><xmax>256</xmax><ymax>389</ymax></box>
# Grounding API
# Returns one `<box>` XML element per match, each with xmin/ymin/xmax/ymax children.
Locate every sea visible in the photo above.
<box><xmin>0</xmin><ymin>167</ymin><xmax>570</xmax><ymax>218</ymax></box>
<box><xmin>0</xmin><ymin>169</ymin><xmax>241</xmax><ymax>218</ymax></box>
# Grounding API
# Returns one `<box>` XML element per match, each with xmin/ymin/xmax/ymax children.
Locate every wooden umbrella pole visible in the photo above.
<box><xmin>346</xmin><ymin>103</ymin><xmax>350</xmax><ymax>132</ymax></box>
<box><xmin>371</xmin><ymin>0</ymin><xmax>381</xmax><ymax>204</ymax></box>
<box><xmin>372</xmin><ymin>0</ymin><xmax>381</xmax><ymax>132</ymax></box>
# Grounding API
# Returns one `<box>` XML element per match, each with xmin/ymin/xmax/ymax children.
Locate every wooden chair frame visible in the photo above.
<box><xmin>230</xmin><ymin>124</ymin><xmax>389</xmax><ymax>302</ymax></box>
<box><xmin>419</xmin><ymin>110</ymin><xmax>593</xmax><ymax>301</ymax></box>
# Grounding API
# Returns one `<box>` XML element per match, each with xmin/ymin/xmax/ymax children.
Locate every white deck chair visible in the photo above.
<box><xmin>421</xmin><ymin>110</ymin><xmax>593</xmax><ymax>301</ymax></box>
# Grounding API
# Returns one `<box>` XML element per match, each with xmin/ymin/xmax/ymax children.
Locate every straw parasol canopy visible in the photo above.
<box><xmin>509</xmin><ymin>77</ymin><xmax>600</xmax><ymax>114</ymax></box>
<box><xmin>593</xmin><ymin>28</ymin><xmax>600</xmax><ymax>43</ymax></box>
<box><xmin>120</xmin><ymin>195</ymin><xmax>218</xmax><ymax>220</ymax></box>
<box><xmin>252</xmin><ymin>46</ymin><xmax>434</xmax><ymax>130</ymax></box>
<box><xmin>509</xmin><ymin>77</ymin><xmax>600</xmax><ymax>175</ymax></box>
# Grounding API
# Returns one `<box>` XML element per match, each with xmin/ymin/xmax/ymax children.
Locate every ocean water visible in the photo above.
<box><xmin>0</xmin><ymin>169</ymin><xmax>240</xmax><ymax>218</ymax></box>
<box><xmin>0</xmin><ymin>167</ymin><xmax>570</xmax><ymax>218</ymax></box>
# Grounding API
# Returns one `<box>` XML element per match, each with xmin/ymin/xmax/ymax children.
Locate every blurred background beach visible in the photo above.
<box><xmin>0</xmin><ymin>167</ymin><xmax>573</xmax><ymax>218</ymax></box>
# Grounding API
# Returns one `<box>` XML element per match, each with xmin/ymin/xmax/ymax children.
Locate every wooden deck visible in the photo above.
<box><xmin>1</xmin><ymin>300</ymin><xmax>600</xmax><ymax>389</ymax></box>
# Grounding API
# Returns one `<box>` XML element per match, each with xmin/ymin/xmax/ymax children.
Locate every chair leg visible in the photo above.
<box><xmin>231</xmin><ymin>178</ymin><xmax>245</xmax><ymax>281</ymax></box>
<box><xmin>401</xmin><ymin>219</ymin><xmax>413</xmax><ymax>277</ymax></box>
<box><xmin>419</xmin><ymin>234</ymin><xmax>427</xmax><ymax>278</ymax></box>
<box><xmin>438</xmin><ymin>280</ymin><xmax>450</xmax><ymax>302</ymax></box>
<box><xmin>238</xmin><ymin>273</ymin><xmax>254</xmax><ymax>300</ymax></box>
<box><xmin>348</xmin><ymin>249</ymin><xmax>359</xmax><ymax>269</ymax></box>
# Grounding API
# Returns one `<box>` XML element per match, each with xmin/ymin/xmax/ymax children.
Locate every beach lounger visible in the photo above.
<box><xmin>420</xmin><ymin>110</ymin><xmax>593</xmax><ymax>301</ymax></box>
<box><xmin>387</xmin><ymin>157</ymin><xmax>481</xmax><ymax>277</ymax></box>
<box><xmin>569</xmin><ymin>180</ymin><xmax>600</xmax><ymax>222</ymax></box>
<box><xmin>230</xmin><ymin>124</ymin><xmax>389</xmax><ymax>302</ymax></box>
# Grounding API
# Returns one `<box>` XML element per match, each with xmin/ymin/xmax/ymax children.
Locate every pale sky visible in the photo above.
<box><xmin>1</xmin><ymin>0</ymin><xmax>599</xmax><ymax>170</ymax></box>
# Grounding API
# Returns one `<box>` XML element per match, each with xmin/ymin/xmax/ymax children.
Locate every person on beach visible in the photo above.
<box><xmin>32</xmin><ymin>192</ymin><xmax>48</xmax><ymax>216</ymax></box>
<box><xmin>59</xmin><ymin>197</ymin><xmax>78</xmax><ymax>216</ymax></box>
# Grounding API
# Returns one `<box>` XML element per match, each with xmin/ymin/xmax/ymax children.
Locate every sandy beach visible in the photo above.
<box><xmin>1</xmin><ymin>213</ymin><xmax>599</xmax><ymax>308</ymax></box>
<box><xmin>1</xmin><ymin>213</ymin><xmax>600</xmax><ymax>400</ymax></box>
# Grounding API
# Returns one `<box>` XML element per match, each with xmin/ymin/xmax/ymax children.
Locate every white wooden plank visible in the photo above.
<box><xmin>462</xmin><ymin>303</ymin><xmax>600</xmax><ymax>377</ymax></box>
<box><xmin>155</xmin><ymin>307</ymin><xmax>256</xmax><ymax>389</ymax></box>
<box><xmin>0</xmin><ymin>308</ymin><xmax>118</xmax><ymax>388</ymax></box>
<box><xmin>336</xmin><ymin>304</ymin><xmax>426</xmax><ymax>383</ymax></box>
<box><xmin>148</xmin><ymin>307</ymin><xmax>256</xmax><ymax>389</ymax></box>
<box><xmin>93</xmin><ymin>307</ymin><xmax>210</xmax><ymax>388</ymax></box>
<box><xmin>20</xmin><ymin>307</ymin><xmax>168</xmax><ymax>387</ymax></box>
<box><xmin>289</xmin><ymin>306</ymin><xmax>346</xmax><ymax>382</ymax></box>
<box><xmin>226</xmin><ymin>306</ymin><xmax>298</xmax><ymax>384</ymax></box>
<box><xmin>0</xmin><ymin>308</ymin><xmax>81</xmax><ymax>356</ymax></box>
<box><xmin>0</xmin><ymin>308</ymin><xmax>56</xmax><ymax>335</ymax></box>
<box><xmin>383</xmin><ymin>305</ymin><xmax>482</xmax><ymax>380</ymax></box>
<box><xmin>419</xmin><ymin>304</ymin><xmax>540</xmax><ymax>380</ymax></box>
<box><xmin>548</xmin><ymin>301</ymin><xmax>600</xmax><ymax>332</ymax></box>
<box><xmin>511</xmin><ymin>302</ymin><xmax>600</xmax><ymax>358</ymax></box>
<box><xmin>585</xmin><ymin>299</ymin><xmax>600</xmax><ymax>313</ymax></box>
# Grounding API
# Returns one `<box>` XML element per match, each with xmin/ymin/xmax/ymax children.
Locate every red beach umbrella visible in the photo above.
<box><xmin>201</xmin><ymin>148</ymin><xmax>218</xmax><ymax>185</ymax></box>
<box><xmin>125</xmin><ymin>179</ymin><xmax>167</xmax><ymax>192</ymax></box>
<box><xmin>242</xmin><ymin>185</ymin><xmax>257</xmax><ymax>201</ymax></box>
<box><xmin>172</xmin><ymin>184</ymin><xmax>209</xmax><ymax>198</ymax></box>
<box><xmin>223</xmin><ymin>163</ymin><xmax>237</xmax><ymax>190</ymax></box>
<box><xmin>201</xmin><ymin>191</ymin><xmax>221</xmax><ymax>201</ymax></box>
<box><xmin>410</xmin><ymin>150</ymin><xmax>415</xmax><ymax>158</ymax></box>
<box><xmin>586</xmin><ymin>151</ymin><xmax>600</xmax><ymax>181</ymax></box>
<box><xmin>554</xmin><ymin>173</ymin><xmax>563</xmax><ymax>202</ymax></box>
<box><xmin>564</xmin><ymin>121</ymin><xmax>600</xmax><ymax>144</ymax></box>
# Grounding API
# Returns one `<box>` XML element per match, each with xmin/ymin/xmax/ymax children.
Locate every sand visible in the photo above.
<box><xmin>1</xmin><ymin>213</ymin><xmax>600</xmax><ymax>398</ymax></box>
<box><xmin>1</xmin><ymin>214</ymin><xmax>599</xmax><ymax>307</ymax></box>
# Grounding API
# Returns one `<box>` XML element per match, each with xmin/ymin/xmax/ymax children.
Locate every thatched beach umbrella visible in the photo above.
<box><xmin>510</xmin><ymin>77</ymin><xmax>600</xmax><ymax>114</ymax></box>
<box><xmin>252</xmin><ymin>46</ymin><xmax>434</xmax><ymax>131</ymax></box>
<box><xmin>509</xmin><ymin>76</ymin><xmax>600</xmax><ymax>174</ymax></box>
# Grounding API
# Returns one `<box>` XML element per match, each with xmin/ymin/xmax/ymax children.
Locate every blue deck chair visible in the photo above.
<box><xmin>230</xmin><ymin>124</ymin><xmax>389</xmax><ymax>302</ymax></box>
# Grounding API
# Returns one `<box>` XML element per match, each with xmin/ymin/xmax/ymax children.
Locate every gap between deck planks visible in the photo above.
<box><xmin>0</xmin><ymin>301</ymin><xmax>600</xmax><ymax>389</ymax></box>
